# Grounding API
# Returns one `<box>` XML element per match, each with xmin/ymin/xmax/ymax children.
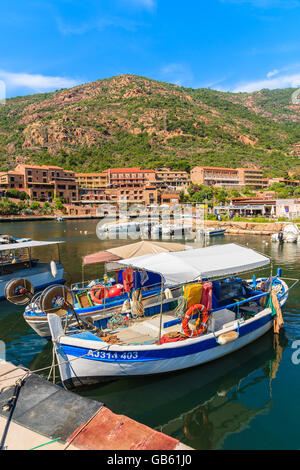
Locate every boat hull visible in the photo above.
<box><xmin>53</xmin><ymin>309</ymin><xmax>274</xmax><ymax>389</ymax></box>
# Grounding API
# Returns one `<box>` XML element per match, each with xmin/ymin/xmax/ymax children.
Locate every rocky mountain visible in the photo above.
<box><xmin>0</xmin><ymin>74</ymin><xmax>299</xmax><ymax>177</ymax></box>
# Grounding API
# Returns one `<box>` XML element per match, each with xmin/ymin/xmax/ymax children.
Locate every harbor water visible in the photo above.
<box><xmin>0</xmin><ymin>219</ymin><xmax>299</xmax><ymax>450</ymax></box>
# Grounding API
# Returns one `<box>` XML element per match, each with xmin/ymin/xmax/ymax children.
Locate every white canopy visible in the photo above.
<box><xmin>0</xmin><ymin>240</ymin><xmax>64</xmax><ymax>252</ymax></box>
<box><xmin>115</xmin><ymin>243</ymin><xmax>270</xmax><ymax>286</ymax></box>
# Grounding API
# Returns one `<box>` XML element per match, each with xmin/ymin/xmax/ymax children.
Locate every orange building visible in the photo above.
<box><xmin>0</xmin><ymin>170</ymin><xmax>25</xmax><ymax>191</ymax></box>
<box><xmin>191</xmin><ymin>166</ymin><xmax>241</xmax><ymax>189</ymax></box>
<box><xmin>1</xmin><ymin>164</ymin><xmax>79</xmax><ymax>203</ymax></box>
<box><xmin>155</xmin><ymin>169</ymin><xmax>190</xmax><ymax>190</ymax></box>
<box><xmin>191</xmin><ymin>166</ymin><xmax>265</xmax><ymax>189</ymax></box>
<box><xmin>75</xmin><ymin>172</ymin><xmax>108</xmax><ymax>188</ymax></box>
<box><xmin>104</xmin><ymin>168</ymin><xmax>156</xmax><ymax>188</ymax></box>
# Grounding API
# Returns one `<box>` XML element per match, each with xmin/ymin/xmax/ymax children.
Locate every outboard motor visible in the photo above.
<box><xmin>278</xmin><ymin>230</ymin><xmax>284</xmax><ymax>244</ymax></box>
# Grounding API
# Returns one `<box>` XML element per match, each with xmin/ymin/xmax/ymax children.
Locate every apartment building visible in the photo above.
<box><xmin>1</xmin><ymin>164</ymin><xmax>79</xmax><ymax>203</ymax></box>
<box><xmin>104</xmin><ymin>168</ymin><xmax>156</xmax><ymax>188</ymax></box>
<box><xmin>268</xmin><ymin>178</ymin><xmax>300</xmax><ymax>187</ymax></box>
<box><xmin>0</xmin><ymin>171</ymin><xmax>25</xmax><ymax>191</ymax></box>
<box><xmin>237</xmin><ymin>168</ymin><xmax>266</xmax><ymax>189</ymax></box>
<box><xmin>191</xmin><ymin>166</ymin><xmax>242</xmax><ymax>189</ymax></box>
<box><xmin>75</xmin><ymin>172</ymin><xmax>108</xmax><ymax>188</ymax></box>
<box><xmin>154</xmin><ymin>169</ymin><xmax>190</xmax><ymax>190</ymax></box>
<box><xmin>191</xmin><ymin>166</ymin><xmax>266</xmax><ymax>189</ymax></box>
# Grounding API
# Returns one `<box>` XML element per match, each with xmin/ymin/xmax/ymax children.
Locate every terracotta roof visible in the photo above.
<box><xmin>104</xmin><ymin>168</ymin><xmax>155</xmax><ymax>173</ymax></box>
<box><xmin>192</xmin><ymin>166</ymin><xmax>238</xmax><ymax>172</ymax></box>
<box><xmin>16</xmin><ymin>164</ymin><xmax>64</xmax><ymax>170</ymax></box>
<box><xmin>76</xmin><ymin>173</ymin><xmax>107</xmax><ymax>177</ymax></box>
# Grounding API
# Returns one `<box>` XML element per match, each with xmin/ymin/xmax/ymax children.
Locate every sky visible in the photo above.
<box><xmin>0</xmin><ymin>0</ymin><xmax>300</xmax><ymax>98</ymax></box>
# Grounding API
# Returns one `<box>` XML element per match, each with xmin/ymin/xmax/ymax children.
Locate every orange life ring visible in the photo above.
<box><xmin>182</xmin><ymin>304</ymin><xmax>208</xmax><ymax>338</ymax></box>
<box><xmin>90</xmin><ymin>285</ymin><xmax>109</xmax><ymax>305</ymax></box>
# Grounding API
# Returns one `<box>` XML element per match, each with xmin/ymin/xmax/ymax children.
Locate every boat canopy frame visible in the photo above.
<box><xmin>111</xmin><ymin>243</ymin><xmax>271</xmax><ymax>287</ymax></box>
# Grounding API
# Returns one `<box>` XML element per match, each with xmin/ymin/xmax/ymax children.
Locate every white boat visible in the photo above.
<box><xmin>195</xmin><ymin>228</ymin><xmax>226</xmax><ymax>241</ymax></box>
<box><xmin>47</xmin><ymin>243</ymin><xmax>297</xmax><ymax>389</ymax></box>
<box><xmin>0</xmin><ymin>239</ymin><xmax>65</xmax><ymax>301</ymax></box>
<box><xmin>271</xmin><ymin>224</ymin><xmax>299</xmax><ymax>243</ymax></box>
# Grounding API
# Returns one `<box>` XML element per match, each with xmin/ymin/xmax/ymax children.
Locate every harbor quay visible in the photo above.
<box><xmin>0</xmin><ymin>361</ymin><xmax>191</xmax><ymax>451</ymax></box>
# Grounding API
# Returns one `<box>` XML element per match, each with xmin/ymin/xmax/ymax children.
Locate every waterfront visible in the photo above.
<box><xmin>0</xmin><ymin>219</ymin><xmax>300</xmax><ymax>450</ymax></box>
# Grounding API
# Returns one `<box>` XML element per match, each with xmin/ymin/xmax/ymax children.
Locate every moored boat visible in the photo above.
<box><xmin>0</xmin><ymin>239</ymin><xmax>65</xmax><ymax>301</ymax></box>
<box><xmin>15</xmin><ymin>240</ymin><xmax>189</xmax><ymax>338</ymax></box>
<box><xmin>46</xmin><ymin>243</ymin><xmax>297</xmax><ymax>389</ymax></box>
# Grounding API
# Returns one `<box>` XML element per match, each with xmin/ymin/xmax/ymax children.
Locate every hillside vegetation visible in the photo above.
<box><xmin>0</xmin><ymin>75</ymin><xmax>299</xmax><ymax>177</ymax></box>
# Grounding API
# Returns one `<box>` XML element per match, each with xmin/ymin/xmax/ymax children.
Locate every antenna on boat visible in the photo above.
<box><xmin>5</xmin><ymin>278</ymin><xmax>34</xmax><ymax>305</ymax></box>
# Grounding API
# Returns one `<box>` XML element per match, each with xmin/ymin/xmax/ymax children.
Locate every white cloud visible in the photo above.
<box><xmin>220</xmin><ymin>0</ymin><xmax>300</xmax><ymax>8</ymax></box>
<box><xmin>57</xmin><ymin>16</ymin><xmax>140</xmax><ymax>36</ymax></box>
<box><xmin>0</xmin><ymin>70</ymin><xmax>80</xmax><ymax>94</ymax></box>
<box><xmin>160</xmin><ymin>63</ymin><xmax>194</xmax><ymax>87</ymax></box>
<box><xmin>119</xmin><ymin>0</ymin><xmax>156</xmax><ymax>10</ymax></box>
<box><xmin>267</xmin><ymin>69</ymin><xmax>279</xmax><ymax>78</ymax></box>
<box><xmin>232</xmin><ymin>72</ymin><xmax>300</xmax><ymax>92</ymax></box>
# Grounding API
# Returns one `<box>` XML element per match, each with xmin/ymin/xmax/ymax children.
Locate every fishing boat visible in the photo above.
<box><xmin>0</xmin><ymin>238</ymin><xmax>65</xmax><ymax>301</ymax></box>
<box><xmin>14</xmin><ymin>241</ymin><xmax>190</xmax><ymax>338</ymax></box>
<box><xmin>46</xmin><ymin>243</ymin><xmax>297</xmax><ymax>389</ymax></box>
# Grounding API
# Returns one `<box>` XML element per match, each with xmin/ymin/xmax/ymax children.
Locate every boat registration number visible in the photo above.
<box><xmin>87</xmin><ymin>350</ymin><xmax>139</xmax><ymax>361</ymax></box>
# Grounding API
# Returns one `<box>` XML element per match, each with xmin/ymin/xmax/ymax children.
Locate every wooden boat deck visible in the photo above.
<box><xmin>111</xmin><ymin>313</ymin><xmax>181</xmax><ymax>345</ymax></box>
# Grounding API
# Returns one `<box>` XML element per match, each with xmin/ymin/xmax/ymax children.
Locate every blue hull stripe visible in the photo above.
<box><xmin>61</xmin><ymin>313</ymin><xmax>272</xmax><ymax>363</ymax></box>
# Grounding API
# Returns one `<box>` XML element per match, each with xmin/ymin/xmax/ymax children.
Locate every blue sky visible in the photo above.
<box><xmin>0</xmin><ymin>0</ymin><xmax>300</xmax><ymax>97</ymax></box>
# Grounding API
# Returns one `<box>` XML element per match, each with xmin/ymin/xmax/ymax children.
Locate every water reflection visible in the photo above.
<box><xmin>74</xmin><ymin>332</ymin><xmax>286</xmax><ymax>449</ymax></box>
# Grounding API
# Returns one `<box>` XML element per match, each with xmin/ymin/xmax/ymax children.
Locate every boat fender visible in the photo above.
<box><xmin>164</xmin><ymin>288</ymin><xmax>173</xmax><ymax>299</ymax></box>
<box><xmin>217</xmin><ymin>331</ymin><xmax>239</xmax><ymax>345</ymax></box>
<box><xmin>50</xmin><ymin>260</ymin><xmax>57</xmax><ymax>278</ymax></box>
<box><xmin>108</xmin><ymin>285</ymin><xmax>123</xmax><ymax>297</ymax></box>
<box><xmin>182</xmin><ymin>304</ymin><xmax>208</xmax><ymax>337</ymax></box>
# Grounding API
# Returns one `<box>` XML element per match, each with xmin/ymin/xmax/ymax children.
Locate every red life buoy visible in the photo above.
<box><xmin>182</xmin><ymin>304</ymin><xmax>208</xmax><ymax>338</ymax></box>
<box><xmin>90</xmin><ymin>285</ymin><xmax>109</xmax><ymax>304</ymax></box>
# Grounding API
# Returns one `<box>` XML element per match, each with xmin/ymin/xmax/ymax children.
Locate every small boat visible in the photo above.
<box><xmin>17</xmin><ymin>240</ymin><xmax>190</xmax><ymax>338</ymax></box>
<box><xmin>0</xmin><ymin>239</ymin><xmax>65</xmax><ymax>301</ymax></box>
<box><xmin>271</xmin><ymin>224</ymin><xmax>299</xmax><ymax>243</ymax></box>
<box><xmin>195</xmin><ymin>228</ymin><xmax>226</xmax><ymax>241</ymax></box>
<box><xmin>56</xmin><ymin>217</ymin><xmax>64</xmax><ymax>222</ymax></box>
<box><xmin>46</xmin><ymin>243</ymin><xmax>298</xmax><ymax>389</ymax></box>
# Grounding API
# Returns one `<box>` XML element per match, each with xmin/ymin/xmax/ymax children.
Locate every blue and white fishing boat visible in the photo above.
<box><xmin>47</xmin><ymin>243</ymin><xmax>297</xmax><ymax>389</ymax></box>
<box><xmin>0</xmin><ymin>238</ymin><xmax>65</xmax><ymax>301</ymax></box>
<box><xmin>20</xmin><ymin>240</ymin><xmax>188</xmax><ymax>338</ymax></box>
